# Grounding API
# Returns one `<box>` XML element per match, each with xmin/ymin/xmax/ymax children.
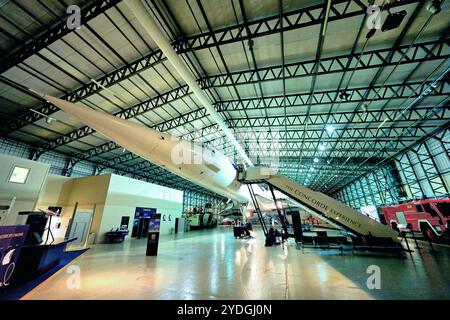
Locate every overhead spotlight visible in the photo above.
<box><xmin>381</xmin><ymin>9</ymin><xmax>407</xmax><ymax>32</ymax></box>
<box><xmin>423</xmin><ymin>87</ymin><xmax>434</xmax><ymax>96</ymax></box>
<box><xmin>326</xmin><ymin>125</ymin><xmax>335</xmax><ymax>134</ymax></box>
<box><xmin>310</xmin><ymin>167</ymin><xmax>315</xmax><ymax>172</ymax></box>
<box><xmin>45</xmin><ymin>117</ymin><xmax>55</xmax><ymax>124</ymax></box>
<box><xmin>426</xmin><ymin>0</ymin><xmax>441</xmax><ymax>14</ymax></box>
<box><xmin>30</xmin><ymin>108</ymin><xmax>56</xmax><ymax>125</ymax></box>
<box><xmin>319</xmin><ymin>144</ymin><xmax>326</xmax><ymax>151</ymax></box>
<box><xmin>339</xmin><ymin>91</ymin><xmax>350</xmax><ymax>101</ymax></box>
<box><xmin>314</xmin><ymin>158</ymin><xmax>319</xmax><ymax>163</ymax></box>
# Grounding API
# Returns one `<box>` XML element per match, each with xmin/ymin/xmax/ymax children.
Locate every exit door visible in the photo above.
<box><xmin>68</xmin><ymin>211</ymin><xmax>93</xmax><ymax>245</ymax></box>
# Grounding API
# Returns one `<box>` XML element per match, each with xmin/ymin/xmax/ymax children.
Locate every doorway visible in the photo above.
<box><xmin>67</xmin><ymin>211</ymin><xmax>93</xmax><ymax>245</ymax></box>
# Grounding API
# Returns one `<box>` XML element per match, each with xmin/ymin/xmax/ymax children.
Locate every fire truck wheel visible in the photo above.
<box><xmin>420</xmin><ymin>223</ymin><xmax>437</xmax><ymax>241</ymax></box>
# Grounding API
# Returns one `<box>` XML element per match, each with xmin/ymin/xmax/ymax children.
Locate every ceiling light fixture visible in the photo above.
<box><xmin>29</xmin><ymin>108</ymin><xmax>56</xmax><ymax>124</ymax></box>
<box><xmin>381</xmin><ymin>9</ymin><xmax>407</xmax><ymax>32</ymax></box>
<box><xmin>339</xmin><ymin>91</ymin><xmax>350</xmax><ymax>101</ymax></box>
<box><xmin>326</xmin><ymin>125</ymin><xmax>335</xmax><ymax>134</ymax></box>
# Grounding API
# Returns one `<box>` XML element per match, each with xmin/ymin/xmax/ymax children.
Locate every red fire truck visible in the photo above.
<box><xmin>379</xmin><ymin>199</ymin><xmax>450</xmax><ymax>242</ymax></box>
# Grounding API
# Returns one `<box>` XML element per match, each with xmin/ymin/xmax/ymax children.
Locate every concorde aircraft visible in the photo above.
<box><xmin>29</xmin><ymin>90</ymin><xmax>398</xmax><ymax>240</ymax></box>
<box><xmin>26</xmin><ymin>0</ymin><xmax>400</xmax><ymax>240</ymax></box>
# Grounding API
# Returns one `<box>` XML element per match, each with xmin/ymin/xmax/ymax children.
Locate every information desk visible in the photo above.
<box><xmin>105</xmin><ymin>230</ymin><xmax>129</xmax><ymax>243</ymax></box>
<box><xmin>13</xmin><ymin>238</ymin><xmax>76</xmax><ymax>283</ymax></box>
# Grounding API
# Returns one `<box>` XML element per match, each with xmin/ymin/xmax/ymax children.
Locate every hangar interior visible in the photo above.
<box><xmin>0</xmin><ymin>0</ymin><xmax>449</xmax><ymax>300</ymax></box>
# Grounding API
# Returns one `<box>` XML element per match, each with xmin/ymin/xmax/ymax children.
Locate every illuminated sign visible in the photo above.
<box><xmin>283</xmin><ymin>183</ymin><xmax>362</xmax><ymax>229</ymax></box>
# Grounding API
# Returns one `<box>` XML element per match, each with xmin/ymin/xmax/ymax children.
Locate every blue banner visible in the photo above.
<box><xmin>135</xmin><ymin>207</ymin><xmax>156</xmax><ymax>218</ymax></box>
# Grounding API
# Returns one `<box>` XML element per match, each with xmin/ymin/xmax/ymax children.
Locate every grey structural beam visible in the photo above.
<box><xmin>49</xmin><ymin>104</ymin><xmax>447</xmax><ymax>166</ymax></box>
<box><xmin>32</xmin><ymin>37</ymin><xmax>450</xmax><ymax>157</ymax></box>
<box><xmin>4</xmin><ymin>1</ymin><xmax>436</xmax><ymax>135</ymax></box>
<box><xmin>5</xmin><ymin>49</ymin><xmax>165</xmax><ymax>133</ymax></box>
<box><xmin>198</xmin><ymin>39</ymin><xmax>449</xmax><ymax>88</ymax></box>
<box><xmin>171</xmin><ymin>0</ymin><xmax>420</xmax><ymax>53</ymax></box>
<box><xmin>37</xmin><ymin>78</ymin><xmax>449</xmax><ymax>152</ymax></box>
<box><xmin>327</xmin><ymin>120</ymin><xmax>450</xmax><ymax>193</ymax></box>
<box><xmin>0</xmin><ymin>0</ymin><xmax>123</xmax><ymax>74</ymax></box>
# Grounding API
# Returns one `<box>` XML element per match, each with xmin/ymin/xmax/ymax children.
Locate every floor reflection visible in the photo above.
<box><xmin>22</xmin><ymin>227</ymin><xmax>450</xmax><ymax>300</ymax></box>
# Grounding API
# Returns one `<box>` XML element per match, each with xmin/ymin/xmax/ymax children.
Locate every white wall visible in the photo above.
<box><xmin>36</xmin><ymin>174</ymin><xmax>109</xmax><ymax>242</ymax></box>
<box><xmin>102</xmin><ymin>174</ymin><xmax>183</xmax><ymax>240</ymax></box>
<box><xmin>62</xmin><ymin>174</ymin><xmax>110</xmax><ymax>241</ymax></box>
<box><xmin>0</xmin><ymin>154</ymin><xmax>49</xmax><ymax>225</ymax></box>
<box><xmin>36</xmin><ymin>173</ymin><xmax>184</xmax><ymax>243</ymax></box>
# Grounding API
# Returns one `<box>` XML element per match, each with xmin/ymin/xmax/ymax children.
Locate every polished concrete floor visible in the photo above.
<box><xmin>23</xmin><ymin>226</ymin><xmax>450</xmax><ymax>300</ymax></box>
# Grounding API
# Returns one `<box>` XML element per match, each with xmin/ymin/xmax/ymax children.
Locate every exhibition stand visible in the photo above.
<box><xmin>146</xmin><ymin>214</ymin><xmax>161</xmax><ymax>256</ymax></box>
<box><xmin>105</xmin><ymin>229</ymin><xmax>129</xmax><ymax>243</ymax></box>
<box><xmin>1</xmin><ymin>212</ymin><xmax>78</xmax><ymax>287</ymax></box>
<box><xmin>13</xmin><ymin>238</ymin><xmax>77</xmax><ymax>283</ymax></box>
